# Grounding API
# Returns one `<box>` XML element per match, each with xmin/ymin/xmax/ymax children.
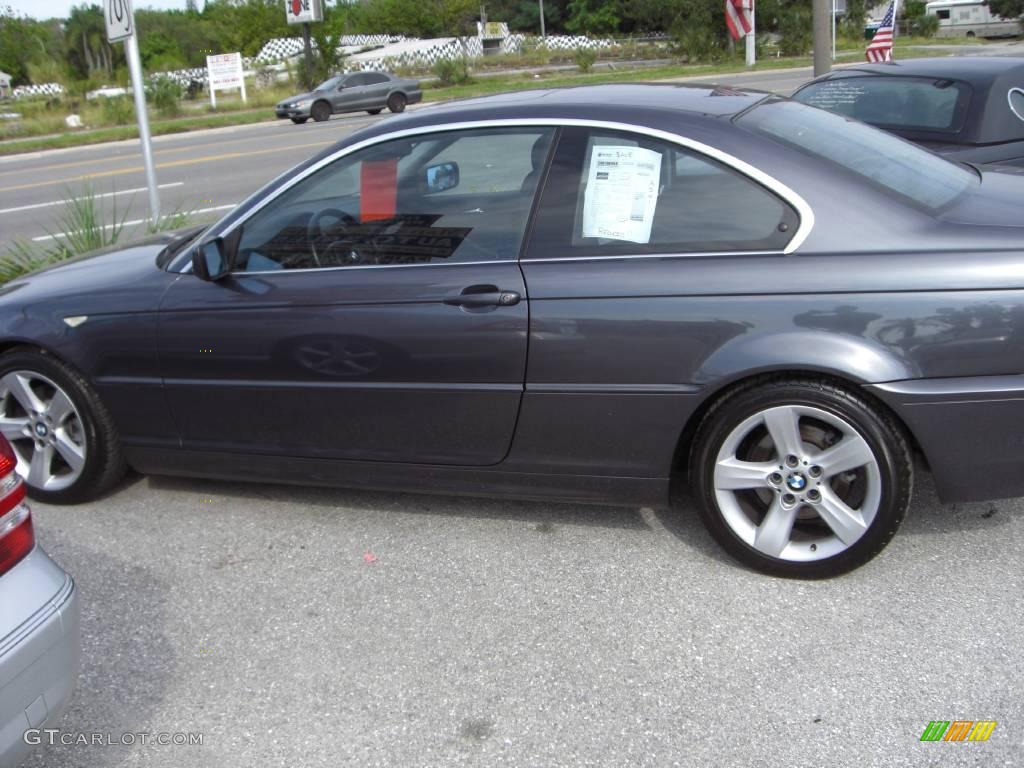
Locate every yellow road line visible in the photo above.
<box><xmin>0</xmin><ymin>140</ymin><xmax>332</xmax><ymax>194</ymax></box>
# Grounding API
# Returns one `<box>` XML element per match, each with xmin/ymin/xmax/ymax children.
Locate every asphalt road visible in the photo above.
<box><xmin>23</xmin><ymin>472</ymin><xmax>1023</xmax><ymax>767</ymax></box>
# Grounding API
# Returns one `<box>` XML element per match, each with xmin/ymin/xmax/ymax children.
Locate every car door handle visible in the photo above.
<box><xmin>444</xmin><ymin>286</ymin><xmax>521</xmax><ymax>308</ymax></box>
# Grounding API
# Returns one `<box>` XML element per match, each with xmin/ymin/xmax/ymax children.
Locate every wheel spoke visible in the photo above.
<box><xmin>0</xmin><ymin>416</ymin><xmax>29</xmax><ymax>441</ymax></box>
<box><xmin>763</xmin><ymin>406</ymin><xmax>805</xmax><ymax>460</ymax></box>
<box><xmin>715</xmin><ymin>457</ymin><xmax>776</xmax><ymax>490</ymax></box>
<box><xmin>1</xmin><ymin>372</ymin><xmax>45</xmax><ymax>414</ymax></box>
<box><xmin>754</xmin><ymin>497</ymin><xmax>799</xmax><ymax>558</ymax></box>
<box><xmin>45</xmin><ymin>388</ymin><xmax>75</xmax><ymax>425</ymax></box>
<box><xmin>27</xmin><ymin>444</ymin><xmax>54</xmax><ymax>488</ymax></box>
<box><xmin>813</xmin><ymin>434</ymin><xmax>874</xmax><ymax>477</ymax></box>
<box><xmin>816</xmin><ymin>487</ymin><xmax>868</xmax><ymax>546</ymax></box>
<box><xmin>53</xmin><ymin>432</ymin><xmax>85</xmax><ymax>473</ymax></box>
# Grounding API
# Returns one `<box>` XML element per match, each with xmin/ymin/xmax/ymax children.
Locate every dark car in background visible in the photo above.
<box><xmin>793</xmin><ymin>57</ymin><xmax>1024</xmax><ymax>167</ymax></box>
<box><xmin>275</xmin><ymin>71</ymin><xmax>422</xmax><ymax>123</ymax></box>
<box><xmin>4</xmin><ymin>85</ymin><xmax>1024</xmax><ymax>578</ymax></box>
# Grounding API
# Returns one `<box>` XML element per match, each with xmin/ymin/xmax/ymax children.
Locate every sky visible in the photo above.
<box><xmin>6</xmin><ymin>1</ymin><xmax>198</xmax><ymax>20</ymax></box>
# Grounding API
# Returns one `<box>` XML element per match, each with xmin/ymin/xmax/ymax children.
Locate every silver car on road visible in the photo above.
<box><xmin>275</xmin><ymin>71</ymin><xmax>422</xmax><ymax>124</ymax></box>
<box><xmin>0</xmin><ymin>435</ymin><xmax>79</xmax><ymax>768</ymax></box>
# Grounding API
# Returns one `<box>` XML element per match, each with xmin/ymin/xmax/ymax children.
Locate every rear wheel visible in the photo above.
<box><xmin>0</xmin><ymin>349</ymin><xmax>126</xmax><ymax>504</ymax></box>
<box><xmin>367</xmin><ymin>108</ymin><xmax>382</xmax><ymax>115</ymax></box>
<box><xmin>291</xmin><ymin>117</ymin><xmax>308</xmax><ymax>124</ymax></box>
<box><xmin>311</xmin><ymin>101</ymin><xmax>331</xmax><ymax>122</ymax></box>
<box><xmin>387</xmin><ymin>93</ymin><xmax>407</xmax><ymax>113</ymax></box>
<box><xmin>690</xmin><ymin>377</ymin><xmax>912</xmax><ymax>578</ymax></box>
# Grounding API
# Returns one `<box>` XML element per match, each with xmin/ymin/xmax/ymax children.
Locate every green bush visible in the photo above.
<box><xmin>573</xmin><ymin>46</ymin><xmax>598</xmax><ymax>73</ymax></box>
<box><xmin>100</xmin><ymin>95</ymin><xmax>134</xmax><ymax>125</ymax></box>
<box><xmin>668</xmin><ymin>0</ymin><xmax>731</xmax><ymax>64</ymax></box>
<box><xmin>149</xmin><ymin>76</ymin><xmax>182</xmax><ymax>118</ymax></box>
<box><xmin>0</xmin><ymin>184</ymin><xmax>194</xmax><ymax>284</ymax></box>
<box><xmin>779</xmin><ymin>7</ymin><xmax>813</xmax><ymax>56</ymax></box>
<box><xmin>904</xmin><ymin>0</ymin><xmax>941</xmax><ymax>36</ymax></box>
<box><xmin>432</xmin><ymin>57</ymin><xmax>472</xmax><ymax>86</ymax></box>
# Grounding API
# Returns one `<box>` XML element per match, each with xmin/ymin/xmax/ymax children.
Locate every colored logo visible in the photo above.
<box><xmin>920</xmin><ymin>720</ymin><xmax>997</xmax><ymax>742</ymax></box>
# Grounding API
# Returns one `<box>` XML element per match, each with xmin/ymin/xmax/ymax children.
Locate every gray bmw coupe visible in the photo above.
<box><xmin>3</xmin><ymin>84</ymin><xmax>1024</xmax><ymax>577</ymax></box>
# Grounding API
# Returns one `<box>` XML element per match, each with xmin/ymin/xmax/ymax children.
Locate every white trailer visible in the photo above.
<box><xmin>925</xmin><ymin>0</ymin><xmax>1021</xmax><ymax>38</ymax></box>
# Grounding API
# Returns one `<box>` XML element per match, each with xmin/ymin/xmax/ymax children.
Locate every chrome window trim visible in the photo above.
<box><xmin>212</xmin><ymin>117</ymin><xmax>815</xmax><ymax>264</ymax></box>
<box><xmin>1009</xmin><ymin>87</ymin><xmax>1024</xmax><ymax>123</ymax></box>
<box><xmin>232</xmin><ymin>258</ymin><xmax>517</xmax><ymax>276</ymax></box>
<box><xmin>526</xmin><ymin>249</ymin><xmax>783</xmax><ymax>264</ymax></box>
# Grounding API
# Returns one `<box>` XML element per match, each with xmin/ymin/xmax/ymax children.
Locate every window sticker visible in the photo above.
<box><xmin>581</xmin><ymin>145</ymin><xmax>662</xmax><ymax>244</ymax></box>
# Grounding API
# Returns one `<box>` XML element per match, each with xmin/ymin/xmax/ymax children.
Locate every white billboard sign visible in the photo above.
<box><xmin>206</xmin><ymin>52</ymin><xmax>246</xmax><ymax>108</ymax></box>
<box><xmin>105</xmin><ymin>0</ymin><xmax>134</xmax><ymax>42</ymax></box>
<box><xmin>286</xmin><ymin>0</ymin><xmax>324</xmax><ymax>25</ymax></box>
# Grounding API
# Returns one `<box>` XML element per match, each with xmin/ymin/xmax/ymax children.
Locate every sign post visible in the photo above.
<box><xmin>206</xmin><ymin>52</ymin><xmax>246</xmax><ymax>109</ymax></box>
<box><xmin>285</xmin><ymin>0</ymin><xmax>323</xmax><ymax>87</ymax></box>
<box><xmin>106</xmin><ymin>0</ymin><xmax>160</xmax><ymax>224</ymax></box>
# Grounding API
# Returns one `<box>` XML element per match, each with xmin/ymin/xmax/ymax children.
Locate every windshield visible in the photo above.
<box><xmin>314</xmin><ymin>76</ymin><xmax>342</xmax><ymax>91</ymax></box>
<box><xmin>738</xmin><ymin>98</ymin><xmax>977</xmax><ymax>212</ymax></box>
<box><xmin>794</xmin><ymin>75</ymin><xmax>972</xmax><ymax>133</ymax></box>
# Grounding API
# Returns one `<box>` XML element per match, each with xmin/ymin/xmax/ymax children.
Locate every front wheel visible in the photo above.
<box><xmin>290</xmin><ymin>117</ymin><xmax>308</xmax><ymax>124</ymax></box>
<box><xmin>387</xmin><ymin>93</ymin><xmax>407</xmax><ymax>113</ymax></box>
<box><xmin>690</xmin><ymin>377</ymin><xmax>912</xmax><ymax>578</ymax></box>
<box><xmin>0</xmin><ymin>349</ymin><xmax>126</xmax><ymax>504</ymax></box>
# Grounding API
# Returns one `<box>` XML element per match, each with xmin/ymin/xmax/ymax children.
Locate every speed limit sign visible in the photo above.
<box><xmin>105</xmin><ymin>0</ymin><xmax>134</xmax><ymax>42</ymax></box>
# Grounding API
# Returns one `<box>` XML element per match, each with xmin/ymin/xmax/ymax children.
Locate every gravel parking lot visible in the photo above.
<box><xmin>23</xmin><ymin>468</ymin><xmax>1023</xmax><ymax>767</ymax></box>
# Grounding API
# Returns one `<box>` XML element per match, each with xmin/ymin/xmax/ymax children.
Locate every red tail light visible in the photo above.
<box><xmin>0</xmin><ymin>437</ymin><xmax>32</xmax><ymax>577</ymax></box>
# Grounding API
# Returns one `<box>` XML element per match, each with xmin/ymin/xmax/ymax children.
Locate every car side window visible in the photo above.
<box><xmin>344</xmin><ymin>73</ymin><xmax>366</xmax><ymax>87</ymax></box>
<box><xmin>363</xmin><ymin>72</ymin><xmax>389</xmax><ymax>85</ymax></box>
<box><xmin>233</xmin><ymin>127</ymin><xmax>555</xmax><ymax>272</ymax></box>
<box><xmin>525</xmin><ymin>127</ymin><xmax>797</xmax><ymax>258</ymax></box>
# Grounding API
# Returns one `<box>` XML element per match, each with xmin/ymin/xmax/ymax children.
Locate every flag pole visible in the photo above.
<box><xmin>745</xmin><ymin>0</ymin><xmax>756</xmax><ymax>66</ymax></box>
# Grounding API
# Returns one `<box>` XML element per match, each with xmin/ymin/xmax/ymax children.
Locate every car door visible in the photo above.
<box><xmin>361</xmin><ymin>72</ymin><xmax>391</xmax><ymax>109</ymax></box>
<box><xmin>157</xmin><ymin>126</ymin><xmax>554</xmax><ymax>465</ymax></box>
<box><xmin>515</xmin><ymin>126</ymin><xmax>800</xmax><ymax>474</ymax></box>
<box><xmin>334</xmin><ymin>73</ymin><xmax>366</xmax><ymax>112</ymax></box>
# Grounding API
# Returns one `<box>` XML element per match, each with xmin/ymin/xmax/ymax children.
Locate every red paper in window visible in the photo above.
<box><xmin>360</xmin><ymin>158</ymin><xmax>398</xmax><ymax>222</ymax></box>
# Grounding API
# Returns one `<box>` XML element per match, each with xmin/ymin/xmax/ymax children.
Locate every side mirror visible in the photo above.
<box><xmin>192</xmin><ymin>238</ymin><xmax>230</xmax><ymax>281</ymax></box>
<box><xmin>424</xmin><ymin>161</ymin><xmax>460</xmax><ymax>194</ymax></box>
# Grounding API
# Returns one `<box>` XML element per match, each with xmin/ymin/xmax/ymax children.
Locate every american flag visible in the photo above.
<box><xmin>866</xmin><ymin>0</ymin><xmax>896</xmax><ymax>63</ymax></box>
<box><xmin>725</xmin><ymin>0</ymin><xmax>753</xmax><ymax>41</ymax></box>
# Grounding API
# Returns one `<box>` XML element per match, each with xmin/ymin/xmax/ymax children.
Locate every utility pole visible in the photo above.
<box><xmin>812</xmin><ymin>0</ymin><xmax>831</xmax><ymax>76</ymax></box>
<box><xmin>539</xmin><ymin>0</ymin><xmax>546</xmax><ymax>37</ymax></box>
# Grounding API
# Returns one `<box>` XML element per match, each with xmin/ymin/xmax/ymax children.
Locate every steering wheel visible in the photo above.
<box><xmin>307</xmin><ymin>208</ymin><xmax>357</xmax><ymax>265</ymax></box>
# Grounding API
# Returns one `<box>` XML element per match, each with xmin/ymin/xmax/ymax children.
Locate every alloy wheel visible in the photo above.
<box><xmin>0</xmin><ymin>370</ymin><xmax>88</xmax><ymax>492</ymax></box>
<box><xmin>712</xmin><ymin>404</ymin><xmax>881</xmax><ymax>563</ymax></box>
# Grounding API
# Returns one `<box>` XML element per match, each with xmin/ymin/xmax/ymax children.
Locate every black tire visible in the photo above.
<box><xmin>387</xmin><ymin>93</ymin><xmax>407</xmax><ymax>113</ymax></box>
<box><xmin>291</xmin><ymin>117</ymin><xmax>308</xmax><ymax>124</ymax></box>
<box><xmin>367</xmin><ymin>108</ymin><xmax>382</xmax><ymax>115</ymax></box>
<box><xmin>689</xmin><ymin>376</ymin><xmax>912</xmax><ymax>579</ymax></box>
<box><xmin>311</xmin><ymin>101</ymin><xmax>331</xmax><ymax>122</ymax></box>
<box><xmin>0</xmin><ymin>348</ymin><xmax>126</xmax><ymax>504</ymax></box>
